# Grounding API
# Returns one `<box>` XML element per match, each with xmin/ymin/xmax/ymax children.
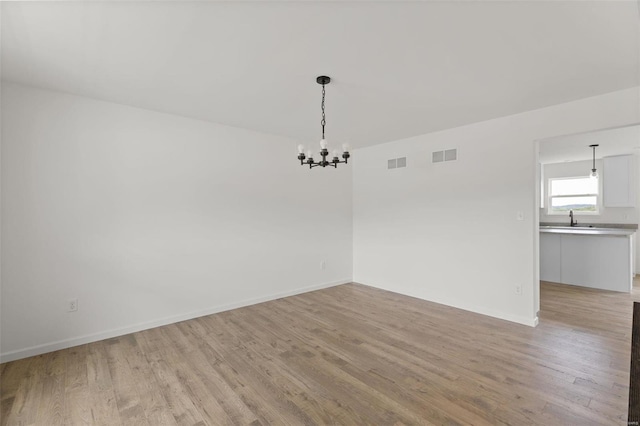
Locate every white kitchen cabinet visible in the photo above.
<box><xmin>560</xmin><ymin>234</ymin><xmax>631</xmax><ymax>292</ymax></box>
<box><xmin>603</xmin><ymin>155</ymin><xmax>636</xmax><ymax>207</ymax></box>
<box><xmin>540</xmin><ymin>233</ymin><xmax>561</xmax><ymax>282</ymax></box>
<box><xmin>540</xmin><ymin>229</ymin><xmax>634</xmax><ymax>293</ymax></box>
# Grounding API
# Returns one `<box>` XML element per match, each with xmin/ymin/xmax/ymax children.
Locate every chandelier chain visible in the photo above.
<box><xmin>321</xmin><ymin>84</ymin><xmax>326</xmax><ymax>140</ymax></box>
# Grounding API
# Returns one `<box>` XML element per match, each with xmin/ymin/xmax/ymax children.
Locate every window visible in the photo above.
<box><xmin>548</xmin><ymin>176</ymin><xmax>598</xmax><ymax>214</ymax></box>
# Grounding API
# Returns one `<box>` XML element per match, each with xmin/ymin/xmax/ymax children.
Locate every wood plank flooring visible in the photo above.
<box><xmin>1</xmin><ymin>280</ymin><xmax>638</xmax><ymax>425</ymax></box>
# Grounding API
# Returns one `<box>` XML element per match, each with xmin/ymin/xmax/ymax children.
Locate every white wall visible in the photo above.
<box><xmin>353</xmin><ymin>87</ymin><xmax>639</xmax><ymax>326</ymax></box>
<box><xmin>0</xmin><ymin>82</ymin><xmax>353</xmax><ymax>362</ymax></box>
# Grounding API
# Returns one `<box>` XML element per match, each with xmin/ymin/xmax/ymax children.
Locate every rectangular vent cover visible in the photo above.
<box><xmin>432</xmin><ymin>149</ymin><xmax>457</xmax><ymax>163</ymax></box>
<box><xmin>387</xmin><ymin>157</ymin><xmax>406</xmax><ymax>169</ymax></box>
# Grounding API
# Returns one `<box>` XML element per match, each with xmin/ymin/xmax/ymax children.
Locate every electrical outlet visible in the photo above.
<box><xmin>68</xmin><ymin>298</ymin><xmax>78</xmax><ymax>313</ymax></box>
<box><xmin>320</xmin><ymin>260</ymin><xmax>327</xmax><ymax>270</ymax></box>
<box><xmin>515</xmin><ymin>285</ymin><xmax>522</xmax><ymax>295</ymax></box>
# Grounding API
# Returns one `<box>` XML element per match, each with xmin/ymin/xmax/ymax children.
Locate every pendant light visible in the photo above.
<box><xmin>297</xmin><ymin>76</ymin><xmax>351</xmax><ymax>169</ymax></box>
<box><xmin>589</xmin><ymin>144</ymin><xmax>599</xmax><ymax>178</ymax></box>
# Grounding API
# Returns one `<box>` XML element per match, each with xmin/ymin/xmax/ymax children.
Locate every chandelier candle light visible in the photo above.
<box><xmin>297</xmin><ymin>76</ymin><xmax>351</xmax><ymax>169</ymax></box>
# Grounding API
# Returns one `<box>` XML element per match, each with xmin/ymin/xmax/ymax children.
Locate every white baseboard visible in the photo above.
<box><xmin>354</xmin><ymin>281</ymin><xmax>539</xmax><ymax>327</ymax></box>
<box><xmin>0</xmin><ymin>278</ymin><xmax>351</xmax><ymax>363</ymax></box>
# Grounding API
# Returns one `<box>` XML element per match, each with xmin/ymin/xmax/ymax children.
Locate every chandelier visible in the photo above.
<box><xmin>297</xmin><ymin>76</ymin><xmax>351</xmax><ymax>168</ymax></box>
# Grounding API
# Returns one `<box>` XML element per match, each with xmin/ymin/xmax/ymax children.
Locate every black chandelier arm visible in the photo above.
<box><xmin>310</xmin><ymin>162</ymin><xmax>339</xmax><ymax>169</ymax></box>
<box><xmin>297</xmin><ymin>151</ymin><xmax>349</xmax><ymax>167</ymax></box>
<box><xmin>305</xmin><ymin>159</ymin><xmax>348</xmax><ymax>168</ymax></box>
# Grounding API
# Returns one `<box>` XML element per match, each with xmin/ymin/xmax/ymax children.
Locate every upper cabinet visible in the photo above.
<box><xmin>603</xmin><ymin>155</ymin><xmax>636</xmax><ymax>207</ymax></box>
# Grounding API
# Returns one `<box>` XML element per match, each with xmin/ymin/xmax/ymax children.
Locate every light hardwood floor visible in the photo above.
<box><xmin>1</xmin><ymin>280</ymin><xmax>637</xmax><ymax>425</ymax></box>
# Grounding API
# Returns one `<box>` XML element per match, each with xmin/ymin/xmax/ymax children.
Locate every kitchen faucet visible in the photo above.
<box><xmin>569</xmin><ymin>210</ymin><xmax>577</xmax><ymax>227</ymax></box>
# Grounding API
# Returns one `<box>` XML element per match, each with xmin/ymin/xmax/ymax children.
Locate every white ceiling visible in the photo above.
<box><xmin>2</xmin><ymin>1</ymin><xmax>639</xmax><ymax>149</ymax></box>
<box><xmin>539</xmin><ymin>124</ymin><xmax>640</xmax><ymax>164</ymax></box>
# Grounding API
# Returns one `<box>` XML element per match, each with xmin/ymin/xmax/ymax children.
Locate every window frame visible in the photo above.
<box><xmin>547</xmin><ymin>176</ymin><xmax>600</xmax><ymax>216</ymax></box>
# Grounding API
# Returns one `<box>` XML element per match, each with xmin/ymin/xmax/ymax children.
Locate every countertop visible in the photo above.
<box><xmin>540</xmin><ymin>226</ymin><xmax>636</xmax><ymax>236</ymax></box>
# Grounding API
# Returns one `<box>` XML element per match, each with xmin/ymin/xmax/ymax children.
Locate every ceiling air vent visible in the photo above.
<box><xmin>432</xmin><ymin>149</ymin><xmax>457</xmax><ymax>163</ymax></box>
